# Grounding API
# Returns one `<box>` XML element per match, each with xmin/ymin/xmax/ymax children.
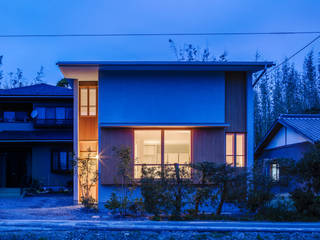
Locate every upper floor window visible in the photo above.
<box><xmin>36</xmin><ymin>107</ymin><xmax>72</xmax><ymax>120</ymax></box>
<box><xmin>134</xmin><ymin>130</ymin><xmax>191</xmax><ymax>179</ymax></box>
<box><xmin>2</xmin><ymin>111</ymin><xmax>29</xmax><ymax>122</ymax></box>
<box><xmin>226</xmin><ymin>133</ymin><xmax>246</xmax><ymax>167</ymax></box>
<box><xmin>80</xmin><ymin>87</ymin><xmax>96</xmax><ymax>116</ymax></box>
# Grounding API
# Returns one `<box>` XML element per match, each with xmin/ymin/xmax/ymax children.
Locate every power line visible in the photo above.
<box><xmin>253</xmin><ymin>34</ymin><xmax>320</xmax><ymax>87</ymax></box>
<box><xmin>0</xmin><ymin>31</ymin><xmax>319</xmax><ymax>38</ymax></box>
<box><xmin>268</xmin><ymin>34</ymin><xmax>320</xmax><ymax>73</ymax></box>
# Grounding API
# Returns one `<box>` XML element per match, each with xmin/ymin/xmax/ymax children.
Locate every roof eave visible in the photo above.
<box><xmin>57</xmin><ymin>61</ymin><xmax>274</xmax><ymax>72</ymax></box>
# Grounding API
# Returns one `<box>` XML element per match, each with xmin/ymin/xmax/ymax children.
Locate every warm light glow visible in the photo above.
<box><xmin>134</xmin><ymin>130</ymin><xmax>191</xmax><ymax>178</ymax></box>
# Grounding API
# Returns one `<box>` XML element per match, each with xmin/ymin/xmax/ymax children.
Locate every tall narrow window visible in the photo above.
<box><xmin>80</xmin><ymin>87</ymin><xmax>96</xmax><ymax>116</ymax></box>
<box><xmin>89</xmin><ymin>88</ymin><xmax>96</xmax><ymax>116</ymax></box>
<box><xmin>226</xmin><ymin>133</ymin><xmax>234</xmax><ymax>166</ymax></box>
<box><xmin>225</xmin><ymin>133</ymin><xmax>246</xmax><ymax>167</ymax></box>
<box><xmin>80</xmin><ymin>88</ymin><xmax>88</xmax><ymax>116</ymax></box>
<box><xmin>271</xmin><ymin>163</ymin><xmax>280</xmax><ymax>181</ymax></box>
<box><xmin>236</xmin><ymin>134</ymin><xmax>245</xmax><ymax>167</ymax></box>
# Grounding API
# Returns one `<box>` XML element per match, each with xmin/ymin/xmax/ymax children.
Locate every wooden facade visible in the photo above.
<box><xmin>225</xmin><ymin>72</ymin><xmax>247</xmax><ymax>133</ymax></box>
<box><xmin>100</xmin><ymin>128</ymin><xmax>134</xmax><ymax>185</ymax></box>
<box><xmin>192</xmin><ymin>128</ymin><xmax>225</xmax><ymax>164</ymax></box>
<box><xmin>78</xmin><ymin>81</ymin><xmax>98</xmax><ymax>199</ymax></box>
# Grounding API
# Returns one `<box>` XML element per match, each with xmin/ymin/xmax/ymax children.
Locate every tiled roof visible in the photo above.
<box><xmin>0</xmin><ymin>130</ymin><xmax>72</xmax><ymax>141</ymax></box>
<box><xmin>278</xmin><ymin>114</ymin><xmax>320</xmax><ymax>142</ymax></box>
<box><xmin>0</xmin><ymin>83</ymin><xmax>72</xmax><ymax>96</ymax></box>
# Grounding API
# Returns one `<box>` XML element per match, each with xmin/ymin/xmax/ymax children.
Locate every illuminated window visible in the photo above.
<box><xmin>226</xmin><ymin>133</ymin><xmax>246</xmax><ymax>167</ymax></box>
<box><xmin>80</xmin><ymin>87</ymin><xmax>96</xmax><ymax>116</ymax></box>
<box><xmin>271</xmin><ymin>163</ymin><xmax>280</xmax><ymax>181</ymax></box>
<box><xmin>134</xmin><ymin>130</ymin><xmax>191</xmax><ymax>179</ymax></box>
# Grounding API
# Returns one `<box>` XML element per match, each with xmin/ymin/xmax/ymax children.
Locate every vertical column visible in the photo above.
<box><xmin>246</xmin><ymin>72</ymin><xmax>254</xmax><ymax>171</ymax></box>
<box><xmin>73</xmin><ymin>79</ymin><xmax>79</xmax><ymax>202</ymax></box>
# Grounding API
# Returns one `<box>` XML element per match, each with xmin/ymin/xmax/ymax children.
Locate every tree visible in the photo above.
<box><xmin>272</xmin><ymin>70</ymin><xmax>284</xmax><ymax>118</ymax></box>
<box><xmin>303</xmin><ymin>50</ymin><xmax>319</xmax><ymax>109</ymax></box>
<box><xmin>258</xmin><ymin>73</ymin><xmax>272</xmax><ymax>135</ymax></box>
<box><xmin>76</xmin><ymin>152</ymin><xmax>98</xmax><ymax>209</ymax></box>
<box><xmin>290</xmin><ymin>144</ymin><xmax>320</xmax><ymax>217</ymax></box>
<box><xmin>168</xmin><ymin>39</ymin><xmax>227</xmax><ymax>62</ymax></box>
<box><xmin>33</xmin><ymin>66</ymin><xmax>45</xmax><ymax>84</ymax></box>
<box><xmin>9</xmin><ymin>68</ymin><xmax>24</xmax><ymax>88</ymax></box>
<box><xmin>57</xmin><ymin>78</ymin><xmax>71</xmax><ymax>88</ymax></box>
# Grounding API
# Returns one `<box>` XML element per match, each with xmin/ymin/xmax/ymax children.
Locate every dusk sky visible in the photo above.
<box><xmin>0</xmin><ymin>0</ymin><xmax>319</xmax><ymax>85</ymax></box>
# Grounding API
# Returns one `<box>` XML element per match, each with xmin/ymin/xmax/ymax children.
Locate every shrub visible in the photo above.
<box><xmin>105</xmin><ymin>192</ymin><xmax>121</xmax><ymax>214</ymax></box>
<box><xmin>75</xmin><ymin>152</ymin><xmax>98</xmax><ymax>209</ymax></box>
<box><xmin>290</xmin><ymin>144</ymin><xmax>320</xmax><ymax>218</ymax></box>
<box><xmin>140</xmin><ymin>164</ymin><xmax>192</xmax><ymax>219</ymax></box>
<box><xmin>290</xmin><ymin>188</ymin><xmax>320</xmax><ymax>217</ymax></box>
<box><xmin>201</xmin><ymin>163</ymin><xmax>247</xmax><ymax>215</ymax></box>
<box><xmin>246</xmin><ymin>161</ymin><xmax>274</xmax><ymax>213</ymax></box>
<box><xmin>257</xmin><ymin>197</ymin><xmax>296</xmax><ymax>221</ymax></box>
<box><xmin>111</xmin><ymin>146</ymin><xmax>136</xmax><ymax>216</ymax></box>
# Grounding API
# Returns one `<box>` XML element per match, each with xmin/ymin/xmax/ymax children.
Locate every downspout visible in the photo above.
<box><xmin>252</xmin><ymin>65</ymin><xmax>267</xmax><ymax>88</ymax></box>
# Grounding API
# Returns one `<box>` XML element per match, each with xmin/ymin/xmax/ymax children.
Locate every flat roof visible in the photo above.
<box><xmin>57</xmin><ymin>61</ymin><xmax>274</xmax><ymax>72</ymax></box>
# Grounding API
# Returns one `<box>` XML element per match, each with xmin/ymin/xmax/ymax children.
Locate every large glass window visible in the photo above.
<box><xmin>134</xmin><ymin>130</ymin><xmax>191</xmax><ymax>179</ymax></box>
<box><xmin>226</xmin><ymin>133</ymin><xmax>246</xmax><ymax>167</ymax></box>
<box><xmin>80</xmin><ymin>87</ymin><xmax>96</xmax><ymax>116</ymax></box>
<box><xmin>134</xmin><ymin>130</ymin><xmax>161</xmax><ymax>179</ymax></box>
<box><xmin>164</xmin><ymin>130</ymin><xmax>191</xmax><ymax>165</ymax></box>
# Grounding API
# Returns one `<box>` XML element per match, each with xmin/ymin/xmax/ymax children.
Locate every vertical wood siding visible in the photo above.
<box><xmin>100</xmin><ymin>128</ymin><xmax>134</xmax><ymax>185</ymax></box>
<box><xmin>225</xmin><ymin>72</ymin><xmax>247</xmax><ymax>132</ymax></box>
<box><xmin>192</xmin><ymin>128</ymin><xmax>225</xmax><ymax>164</ymax></box>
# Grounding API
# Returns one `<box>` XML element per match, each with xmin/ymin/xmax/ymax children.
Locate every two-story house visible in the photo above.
<box><xmin>0</xmin><ymin>84</ymin><xmax>73</xmax><ymax>194</ymax></box>
<box><xmin>57</xmin><ymin>61</ymin><xmax>273</xmax><ymax>203</ymax></box>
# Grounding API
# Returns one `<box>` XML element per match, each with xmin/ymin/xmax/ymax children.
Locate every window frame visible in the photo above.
<box><xmin>225</xmin><ymin>132</ymin><xmax>246</xmax><ymax>167</ymax></box>
<box><xmin>133</xmin><ymin>129</ymin><xmax>192</xmax><ymax>179</ymax></box>
<box><xmin>51</xmin><ymin>150</ymin><xmax>73</xmax><ymax>174</ymax></box>
<box><xmin>79</xmin><ymin>86</ymin><xmax>97</xmax><ymax>117</ymax></box>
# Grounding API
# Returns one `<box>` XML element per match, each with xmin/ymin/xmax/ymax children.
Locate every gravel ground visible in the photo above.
<box><xmin>0</xmin><ymin>194</ymin><xmax>114</xmax><ymax>220</ymax></box>
<box><xmin>1</xmin><ymin>195</ymin><xmax>320</xmax><ymax>240</ymax></box>
<box><xmin>1</xmin><ymin>231</ymin><xmax>320</xmax><ymax>240</ymax></box>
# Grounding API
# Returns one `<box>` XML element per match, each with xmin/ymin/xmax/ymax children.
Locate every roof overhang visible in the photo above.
<box><xmin>0</xmin><ymin>95</ymin><xmax>73</xmax><ymax>99</ymax></box>
<box><xmin>0</xmin><ymin>139</ymin><xmax>72</xmax><ymax>143</ymax></box>
<box><xmin>99</xmin><ymin>122</ymin><xmax>230</xmax><ymax>128</ymax></box>
<box><xmin>57</xmin><ymin>61</ymin><xmax>274</xmax><ymax>73</ymax></box>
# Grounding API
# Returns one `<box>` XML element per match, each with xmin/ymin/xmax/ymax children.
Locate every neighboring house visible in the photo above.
<box><xmin>57</xmin><ymin>61</ymin><xmax>273</xmax><ymax>203</ymax></box>
<box><xmin>0</xmin><ymin>84</ymin><xmax>73</xmax><ymax>191</ymax></box>
<box><xmin>255</xmin><ymin>114</ymin><xmax>320</xmax><ymax>182</ymax></box>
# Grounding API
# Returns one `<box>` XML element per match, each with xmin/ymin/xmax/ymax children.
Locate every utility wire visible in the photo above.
<box><xmin>268</xmin><ymin>34</ymin><xmax>320</xmax><ymax>73</ymax></box>
<box><xmin>253</xmin><ymin>34</ymin><xmax>320</xmax><ymax>87</ymax></box>
<box><xmin>0</xmin><ymin>31</ymin><xmax>319</xmax><ymax>38</ymax></box>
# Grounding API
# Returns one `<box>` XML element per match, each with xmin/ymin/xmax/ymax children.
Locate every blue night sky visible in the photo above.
<box><xmin>0</xmin><ymin>0</ymin><xmax>319</xmax><ymax>85</ymax></box>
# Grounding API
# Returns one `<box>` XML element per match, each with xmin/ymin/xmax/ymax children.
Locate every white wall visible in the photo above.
<box><xmin>266</xmin><ymin>126</ymin><xmax>308</xmax><ymax>149</ymax></box>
